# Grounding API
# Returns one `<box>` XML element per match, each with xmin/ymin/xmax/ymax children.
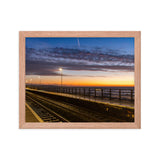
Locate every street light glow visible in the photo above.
<box><xmin>59</xmin><ymin>68</ymin><xmax>62</xmax><ymax>71</ymax></box>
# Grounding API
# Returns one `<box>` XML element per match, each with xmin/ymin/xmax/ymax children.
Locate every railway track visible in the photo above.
<box><xmin>26</xmin><ymin>95</ymin><xmax>69</xmax><ymax>122</ymax></box>
<box><xmin>26</xmin><ymin>91</ymin><xmax>124</xmax><ymax>122</ymax></box>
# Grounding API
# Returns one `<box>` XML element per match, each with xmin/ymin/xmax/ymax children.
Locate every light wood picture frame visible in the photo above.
<box><xmin>19</xmin><ymin>31</ymin><xmax>141</xmax><ymax>129</ymax></box>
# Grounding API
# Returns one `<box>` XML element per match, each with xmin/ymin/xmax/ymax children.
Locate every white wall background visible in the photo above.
<box><xmin>0</xmin><ymin>0</ymin><xmax>160</xmax><ymax>160</ymax></box>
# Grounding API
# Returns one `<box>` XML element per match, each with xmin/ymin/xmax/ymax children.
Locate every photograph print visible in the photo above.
<box><xmin>25</xmin><ymin>36</ymin><xmax>135</xmax><ymax>123</ymax></box>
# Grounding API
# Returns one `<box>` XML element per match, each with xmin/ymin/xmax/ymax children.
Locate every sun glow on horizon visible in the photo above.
<box><xmin>25</xmin><ymin>73</ymin><xmax>134</xmax><ymax>87</ymax></box>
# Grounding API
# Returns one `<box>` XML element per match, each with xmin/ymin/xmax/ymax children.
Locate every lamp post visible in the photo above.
<box><xmin>30</xmin><ymin>79</ymin><xmax>32</xmax><ymax>88</ymax></box>
<box><xmin>30</xmin><ymin>78</ymin><xmax>32</xmax><ymax>85</ymax></box>
<box><xmin>26</xmin><ymin>80</ymin><xmax>28</xmax><ymax>88</ymax></box>
<box><xmin>38</xmin><ymin>76</ymin><xmax>41</xmax><ymax>90</ymax></box>
<box><xmin>38</xmin><ymin>76</ymin><xmax>41</xmax><ymax>85</ymax></box>
<box><xmin>59</xmin><ymin>68</ymin><xmax>63</xmax><ymax>92</ymax></box>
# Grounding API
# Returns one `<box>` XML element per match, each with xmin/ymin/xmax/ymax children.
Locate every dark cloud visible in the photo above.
<box><xmin>26</xmin><ymin>47</ymin><xmax>134</xmax><ymax>76</ymax></box>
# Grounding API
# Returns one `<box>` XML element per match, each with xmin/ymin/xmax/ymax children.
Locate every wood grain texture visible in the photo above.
<box><xmin>19</xmin><ymin>32</ymin><xmax>25</xmax><ymax>128</ymax></box>
<box><xmin>19</xmin><ymin>31</ymin><xmax>141</xmax><ymax>129</ymax></box>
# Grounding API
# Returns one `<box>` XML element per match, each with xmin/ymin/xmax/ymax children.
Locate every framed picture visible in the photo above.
<box><xmin>19</xmin><ymin>31</ymin><xmax>141</xmax><ymax>129</ymax></box>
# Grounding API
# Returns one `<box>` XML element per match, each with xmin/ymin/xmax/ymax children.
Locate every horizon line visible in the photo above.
<box><xmin>26</xmin><ymin>83</ymin><xmax>134</xmax><ymax>87</ymax></box>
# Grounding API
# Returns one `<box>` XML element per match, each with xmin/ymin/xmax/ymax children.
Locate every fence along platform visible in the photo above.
<box><xmin>52</xmin><ymin>87</ymin><xmax>134</xmax><ymax>102</ymax></box>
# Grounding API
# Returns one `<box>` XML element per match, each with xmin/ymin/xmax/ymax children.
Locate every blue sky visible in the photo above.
<box><xmin>26</xmin><ymin>37</ymin><xmax>134</xmax><ymax>55</ymax></box>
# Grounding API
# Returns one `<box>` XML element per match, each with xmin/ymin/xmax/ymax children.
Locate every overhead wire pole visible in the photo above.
<box><xmin>38</xmin><ymin>76</ymin><xmax>41</xmax><ymax>90</ymax></box>
<box><xmin>59</xmin><ymin>68</ymin><xmax>63</xmax><ymax>93</ymax></box>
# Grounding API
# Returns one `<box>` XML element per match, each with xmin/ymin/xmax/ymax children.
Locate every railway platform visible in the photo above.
<box><xmin>25</xmin><ymin>103</ymin><xmax>43</xmax><ymax>122</ymax></box>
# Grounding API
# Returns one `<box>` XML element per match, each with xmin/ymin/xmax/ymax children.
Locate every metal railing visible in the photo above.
<box><xmin>53</xmin><ymin>87</ymin><xmax>134</xmax><ymax>102</ymax></box>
